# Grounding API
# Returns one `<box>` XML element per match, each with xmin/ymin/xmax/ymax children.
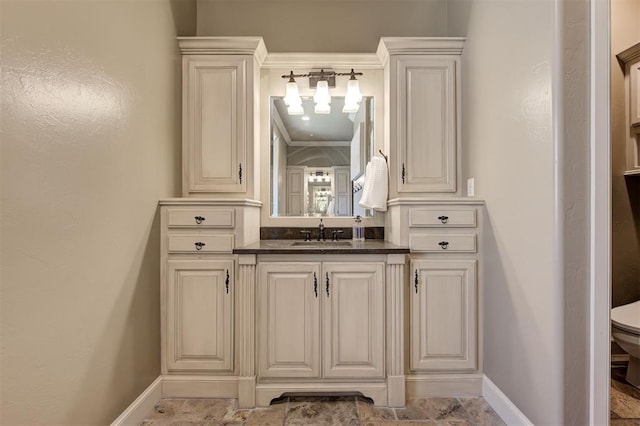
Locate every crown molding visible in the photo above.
<box><xmin>178</xmin><ymin>37</ymin><xmax>268</xmax><ymax>65</ymax></box>
<box><xmin>617</xmin><ymin>41</ymin><xmax>640</xmax><ymax>64</ymax></box>
<box><xmin>262</xmin><ymin>53</ymin><xmax>383</xmax><ymax>70</ymax></box>
<box><xmin>377</xmin><ymin>37</ymin><xmax>466</xmax><ymax>63</ymax></box>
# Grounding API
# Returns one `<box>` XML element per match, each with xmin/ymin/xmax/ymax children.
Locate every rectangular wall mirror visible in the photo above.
<box><xmin>270</xmin><ymin>96</ymin><xmax>374</xmax><ymax>217</ymax></box>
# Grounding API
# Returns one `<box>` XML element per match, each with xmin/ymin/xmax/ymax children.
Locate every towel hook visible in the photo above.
<box><xmin>378</xmin><ymin>150</ymin><xmax>388</xmax><ymax>163</ymax></box>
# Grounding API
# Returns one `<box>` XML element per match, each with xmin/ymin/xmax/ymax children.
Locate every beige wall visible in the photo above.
<box><xmin>448</xmin><ymin>1</ymin><xmax>564</xmax><ymax>424</ymax></box>
<box><xmin>196</xmin><ymin>0</ymin><xmax>447</xmax><ymax>52</ymax></box>
<box><xmin>611</xmin><ymin>0</ymin><xmax>640</xmax><ymax>308</ymax></box>
<box><xmin>0</xmin><ymin>0</ymin><xmax>195</xmax><ymax>424</ymax></box>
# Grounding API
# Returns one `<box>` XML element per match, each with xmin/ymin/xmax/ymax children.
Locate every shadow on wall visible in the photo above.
<box><xmin>67</xmin><ymin>210</ymin><xmax>162</xmax><ymax>424</ymax></box>
<box><xmin>624</xmin><ymin>175</ymin><xmax>640</xmax><ymax>303</ymax></box>
<box><xmin>170</xmin><ymin>0</ymin><xmax>197</xmax><ymax>36</ymax></box>
<box><xmin>481</xmin><ymin>207</ymin><xmax>552</xmax><ymax>422</ymax></box>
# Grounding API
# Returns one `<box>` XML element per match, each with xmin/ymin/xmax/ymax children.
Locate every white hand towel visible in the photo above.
<box><xmin>358</xmin><ymin>156</ymin><xmax>388</xmax><ymax>211</ymax></box>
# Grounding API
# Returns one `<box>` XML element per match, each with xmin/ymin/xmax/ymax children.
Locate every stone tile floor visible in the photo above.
<box><xmin>140</xmin><ymin>395</ymin><xmax>506</xmax><ymax>425</ymax></box>
<box><xmin>611</xmin><ymin>365</ymin><xmax>640</xmax><ymax>425</ymax></box>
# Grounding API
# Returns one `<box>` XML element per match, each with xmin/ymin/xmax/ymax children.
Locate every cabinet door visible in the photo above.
<box><xmin>396</xmin><ymin>56</ymin><xmax>457</xmax><ymax>193</ymax></box>
<box><xmin>322</xmin><ymin>262</ymin><xmax>385</xmax><ymax>378</ymax></box>
<box><xmin>258</xmin><ymin>262</ymin><xmax>321</xmax><ymax>378</ymax></box>
<box><xmin>333</xmin><ymin>166</ymin><xmax>352</xmax><ymax>216</ymax></box>
<box><xmin>166</xmin><ymin>259</ymin><xmax>234</xmax><ymax>372</ymax></box>
<box><xmin>410</xmin><ymin>259</ymin><xmax>477</xmax><ymax>371</ymax></box>
<box><xmin>183</xmin><ymin>56</ymin><xmax>248</xmax><ymax>195</ymax></box>
<box><xmin>286</xmin><ymin>166</ymin><xmax>305</xmax><ymax>216</ymax></box>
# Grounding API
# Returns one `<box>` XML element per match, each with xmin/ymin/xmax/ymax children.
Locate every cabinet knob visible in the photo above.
<box><xmin>194</xmin><ymin>241</ymin><xmax>206</xmax><ymax>251</ymax></box>
<box><xmin>437</xmin><ymin>215</ymin><xmax>449</xmax><ymax>224</ymax></box>
<box><xmin>438</xmin><ymin>241</ymin><xmax>450</xmax><ymax>250</ymax></box>
<box><xmin>194</xmin><ymin>216</ymin><xmax>206</xmax><ymax>224</ymax></box>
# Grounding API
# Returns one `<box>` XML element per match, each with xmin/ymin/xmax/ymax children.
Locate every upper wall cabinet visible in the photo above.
<box><xmin>378</xmin><ymin>38</ymin><xmax>465</xmax><ymax>196</ymax></box>
<box><xmin>179</xmin><ymin>37</ymin><xmax>267</xmax><ymax>198</ymax></box>
<box><xmin>617</xmin><ymin>42</ymin><xmax>640</xmax><ymax>175</ymax></box>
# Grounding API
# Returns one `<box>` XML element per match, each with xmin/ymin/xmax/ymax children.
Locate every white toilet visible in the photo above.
<box><xmin>612</xmin><ymin>300</ymin><xmax>640</xmax><ymax>387</ymax></box>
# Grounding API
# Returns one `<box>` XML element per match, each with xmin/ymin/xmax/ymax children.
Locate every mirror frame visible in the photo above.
<box><xmin>259</xmin><ymin>53</ymin><xmax>385</xmax><ymax>227</ymax></box>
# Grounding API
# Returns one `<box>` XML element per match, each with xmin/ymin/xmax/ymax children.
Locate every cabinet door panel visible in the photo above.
<box><xmin>397</xmin><ymin>57</ymin><xmax>457</xmax><ymax>193</ymax></box>
<box><xmin>185</xmin><ymin>57</ymin><xmax>247</xmax><ymax>194</ymax></box>
<box><xmin>411</xmin><ymin>259</ymin><xmax>476</xmax><ymax>371</ymax></box>
<box><xmin>166</xmin><ymin>259</ymin><xmax>234</xmax><ymax>372</ymax></box>
<box><xmin>323</xmin><ymin>263</ymin><xmax>385</xmax><ymax>378</ymax></box>
<box><xmin>258</xmin><ymin>263</ymin><xmax>321</xmax><ymax>378</ymax></box>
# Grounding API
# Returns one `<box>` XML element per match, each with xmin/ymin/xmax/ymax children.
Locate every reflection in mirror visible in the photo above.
<box><xmin>270</xmin><ymin>96</ymin><xmax>374</xmax><ymax>217</ymax></box>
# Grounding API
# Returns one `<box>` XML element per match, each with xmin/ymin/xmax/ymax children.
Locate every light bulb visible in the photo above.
<box><xmin>314</xmin><ymin>100</ymin><xmax>331</xmax><ymax>114</ymax></box>
<box><xmin>287</xmin><ymin>101</ymin><xmax>304</xmax><ymax>115</ymax></box>
<box><xmin>284</xmin><ymin>81</ymin><xmax>301</xmax><ymax>106</ymax></box>
<box><xmin>314</xmin><ymin>80</ymin><xmax>331</xmax><ymax>105</ymax></box>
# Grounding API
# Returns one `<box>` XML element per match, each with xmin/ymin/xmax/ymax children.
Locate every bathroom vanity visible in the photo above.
<box><xmin>159</xmin><ymin>36</ymin><xmax>484</xmax><ymax>408</ymax></box>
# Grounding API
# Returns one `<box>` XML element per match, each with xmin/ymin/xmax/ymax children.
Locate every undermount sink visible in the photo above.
<box><xmin>291</xmin><ymin>241</ymin><xmax>353</xmax><ymax>247</ymax></box>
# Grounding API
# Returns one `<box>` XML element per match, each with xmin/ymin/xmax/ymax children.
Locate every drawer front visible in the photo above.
<box><xmin>410</xmin><ymin>208</ymin><xmax>476</xmax><ymax>227</ymax></box>
<box><xmin>167</xmin><ymin>208</ymin><xmax>235</xmax><ymax>228</ymax></box>
<box><xmin>410</xmin><ymin>234</ymin><xmax>477</xmax><ymax>253</ymax></box>
<box><xmin>168</xmin><ymin>234</ymin><xmax>235</xmax><ymax>253</ymax></box>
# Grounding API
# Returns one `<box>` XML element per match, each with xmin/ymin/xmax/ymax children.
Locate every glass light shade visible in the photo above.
<box><xmin>284</xmin><ymin>81</ymin><xmax>301</xmax><ymax>106</ymax></box>
<box><xmin>313</xmin><ymin>80</ymin><xmax>331</xmax><ymax>105</ymax></box>
<box><xmin>287</xmin><ymin>101</ymin><xmax>304</xmax><ymax>115</ymax></box>
<box><xmin>342</xmin><ymin>100</ymin><xmax>360</xmax><ymax>113</ymax></box>
<box><xmin>314</xmin><ymin>100</ymin><xmax>331</xmax><ymax>114</ymax></box>
<box><xmin>345</xmin><ymin>79</ymin><xmax>363</xmax><ymax>104</ymax></box>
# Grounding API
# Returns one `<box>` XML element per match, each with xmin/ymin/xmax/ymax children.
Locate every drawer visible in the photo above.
<box><xmin>167</xmin><ymin>208</ymin><xmax>235</xmax><ymax>228</ymax></box>
<box><xmin>410</xmin><ymin>234</ymin><xmax>477</xmax><ymax>253</ymax></box>
<box><xmin>409</xmin><ymin>208</ymin><xmax>476</xmax><ymax>227</ymax></box>
<box><xmin>168</xmin><ymin>234</ymin><xmax>235</xmax><ymax>253</ymax></box>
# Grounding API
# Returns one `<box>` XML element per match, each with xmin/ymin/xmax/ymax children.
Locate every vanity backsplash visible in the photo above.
<box><xmin>260</xmin><ymin>226</ymin><xmax>385</xmax><ymax>240</ymax></box>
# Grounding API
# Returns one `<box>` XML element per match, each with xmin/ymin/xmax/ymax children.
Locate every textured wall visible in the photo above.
<box><xmin>611</xmin><ymin>0</ymin><xmax>640</xmax><ymax>308</ymax></box>
<box><xmin>196</xmin><ymin>0</ymin><xmax>447</xmax><ymax>52</ymax></box>
<box><xmin>0</xmin><ymin>0</ymin><xmax>194</xmax><ymax>423</ymax></box>
<box><xmin>448</xmin><ymin>0</ymin><xmax>562</xmax><ymax>424</ymax></box>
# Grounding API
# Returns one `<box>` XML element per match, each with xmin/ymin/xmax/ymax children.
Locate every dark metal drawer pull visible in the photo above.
<box><xmin>438</xmin><ymin>215</ymin><xmax>449</xmax><ymax>224</ymax></box>
<box><xmin>402</xmin><ymin>163</ymin><xmax>406</xmax><ymax>184</ymax></box>
<box><xmin>239</xmin><ymin>163</ymin><xmax>243</xmax><ymax>184</ymax></box>
<box><xmin>313</xmin><ymin>272</ymin><xmax>318</xmax><ymax>298</ymax></box>
<box><xmin>438</xmin><ymin>241</ymin><xmax>449</xmax><ymax>250</ymax></box>
<box><xmin>194</xmin><ymin>241</ymin><xmax>206</xmax><ymax>251</ymax></box>
<box><xmin>325</xmin><ymin>272</ymin><xmax>330</xmax><ymax>297</ymax></box>
<box><xmin>194</xmin><ymin>216</ymin><xmax>206</xmax><ymax>224</ymax></box>
<box><xmin>225</xmin><ymin>270</ymin><xmax>230</xmax><ymax>294</ymax></box>
<box><xmin>414</xmin><ymin>269</ymin><xmax>418</xmax><ymax>293</ymax></box>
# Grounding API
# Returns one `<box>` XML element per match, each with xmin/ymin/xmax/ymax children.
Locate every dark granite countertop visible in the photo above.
<box><xmin>233</xmin><ymin>240</ymin><xmax>410</xmax><ymax>255</ymax></box>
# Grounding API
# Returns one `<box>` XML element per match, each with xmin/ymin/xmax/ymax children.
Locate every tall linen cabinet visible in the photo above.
<box><xmin>378</xmin><ymin>38</ymin><xmax>484</xmax><ymax>396</ymax></box>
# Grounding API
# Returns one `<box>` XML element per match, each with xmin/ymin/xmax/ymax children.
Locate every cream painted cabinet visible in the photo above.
<box><xmin>257</xmin><ymin>261</ymin><xmax>385</xmax><ymax>380</ymax></box>
<box><xmin>258</xmin><ymin>262</ymin><xmax>321</xmax><ymax>378</ymax></box>
<box><xmin>166</xmin><ymin>258</ymin><xmax>234</xmax><ymax>372</ymax></box>
<box><xmin>179</xmin><ymin>38</ymin><xmax>266</xmax><ymax>197</ymax></box>
<box><xmin>410</xmin><ymin>259</ymin><xmax>477</xmax><ymax>372</ymax></box>
<box><xmin>396</xmin><ymin>56</ymin><xmax>458</xmax><ymax>194</ymax></box>
<box><xmin>378</xmin><ymin>38</ymin><xmax>464</xmax><ymax>196</ymax></box>
<box><xmin>323</xmin><ymin>262</ymin><xmax>385</xmax><ymax>378</ymax></box>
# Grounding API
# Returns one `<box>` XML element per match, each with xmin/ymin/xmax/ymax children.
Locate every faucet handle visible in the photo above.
<box><xmin>300</xmin><ymin>230</ymin><xmax>312</xmax><ymax>241</ymax></box>
<box><xmin>331</xmin><ymin>229</ymin><xmax>344</xmax><ymax>241</ymax></box>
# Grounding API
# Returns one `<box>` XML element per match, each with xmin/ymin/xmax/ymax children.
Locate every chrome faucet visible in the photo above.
<box><xmin>318</xmin><ymin>219</ymin><xmax>325</xmax><ymax>241</ymax></box>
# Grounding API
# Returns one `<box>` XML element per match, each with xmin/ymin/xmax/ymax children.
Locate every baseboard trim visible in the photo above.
<box><xmin>162</xmin><ymin>375</ymin><xmax>239</xmax><ymax>398</ymax></box>
<box><xmin>111</xmin><ymin>376</ymin><xmax>162</xmax><ymax>426</ymax></box>
<box><xmin>406</xmin><ymin>373</ymin><xmax>482</xmax><ymax>397</ymax></box>
<box><xmin>482</xmin><ymin>375</ymin><xmax>533</xmax><ymax>426</ymax></box>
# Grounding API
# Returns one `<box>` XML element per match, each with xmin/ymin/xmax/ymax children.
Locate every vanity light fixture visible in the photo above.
<box><xmin>283</xmin><ymin>71</ymin><xmax>304</xmax><ymax>115</ymax></box>
<box><xmin>282</xmin><ymin>68</ymin><xmax>364</xmax><ymax>115</ymax></box>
